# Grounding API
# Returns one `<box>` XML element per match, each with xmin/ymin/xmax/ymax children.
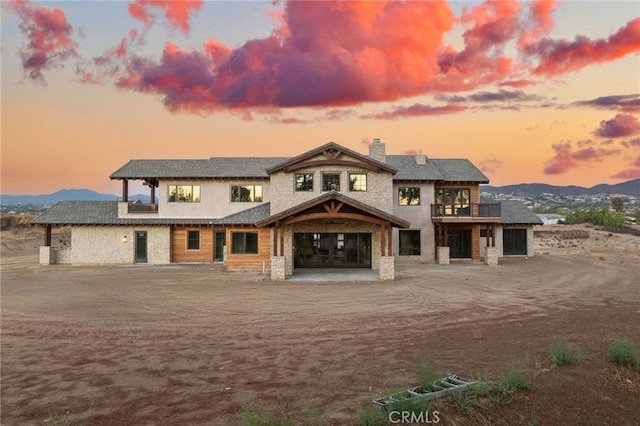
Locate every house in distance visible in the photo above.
<box><xmin>33</xmin><ymin>139</ymin><xmax>542</xmax><ymax>280</ymax></box>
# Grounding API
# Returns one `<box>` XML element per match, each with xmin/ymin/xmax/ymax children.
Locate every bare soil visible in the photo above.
<box><xmin>1</xmin><ymin>225</ymin><xmax>639</xmax><ymax>425</ymax></box>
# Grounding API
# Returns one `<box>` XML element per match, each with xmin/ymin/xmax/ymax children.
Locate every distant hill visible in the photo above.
<box><xmin>1</xmin><ymin>189</ymin><xmax>155</xmax><ymax>205</ymax></box>
<box><xmin>481</xmin><ymin>179</ymin><xmax>639</xmax><ymax>197</ymax></box>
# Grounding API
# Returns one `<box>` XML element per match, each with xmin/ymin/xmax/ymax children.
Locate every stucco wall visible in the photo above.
<box><xmin>392</xmin><ymin>182</ymin><xmax>436</xmax><ymax>261</ymax></box>
<box><xmin>156</xmin><ymin>179</ymin><xmax>270</xmax><ymax>218</ymax></box>
<box><xmin>481</xmin><ymin>225</ymin><xmax>535</xmax><ymax>258</ymax></box>
<box><xmin>269</xmin><ymin>164</ymin><xmax>394</xmax><ymax>215</ymax></box>
<box><xmin>64</xmin><ymin>226</ymin><xmax>170</xmax><ymax>264</ymax></box>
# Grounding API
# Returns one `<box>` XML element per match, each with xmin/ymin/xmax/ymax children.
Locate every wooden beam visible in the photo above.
<box><xmin>284</xmin><ymin>159</ymin><xmax>381</xmax><ymax>173</ymax></box>
<box><xmin>387</xmin><ymin>222</ymin><xmax>392</xmax><ymax>257</ymax></box>
<box><xmin>381</xmin><ymin>222</ymin><xmax>386</xmax><ymax>256</ymax></box>
<box><xmin>279</xmin><ymin>225</ymin><xmax>284</xmax><ymax>257</ymax></box>
<box><xmin>150</xmin><ymin>184</ymin><xmax>156</xmax><ymax>205</ymax></box>
<box><xmin>45</xmin><ymin>225</ymin><xmax>52</xmax><ymax>246</ymax></box>
<box><xmin>282</xmin><ymin>212</ymin><xmax>386</xmax><ymax>227</ymax></box>
<box><xmin>273</xmin><ymin>226</ymin><xmax>278</xmax><ymax>256</ymax></box>
<box><xmin>122</xmin><ymin>179</ymin><xmax>129</xmax><ymax>203</ymax></box>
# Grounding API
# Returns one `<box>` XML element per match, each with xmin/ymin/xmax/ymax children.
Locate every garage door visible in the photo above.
<box><xmin>503</xmin><ymin>229</ymin><xmax>527</xmax><ymax>255</ymax></box>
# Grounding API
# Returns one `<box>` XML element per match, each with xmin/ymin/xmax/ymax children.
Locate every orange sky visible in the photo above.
<box><xmin>2</xmin><ymin>1</ymin><xmax>639</xmax><ymax>195</ymax></box>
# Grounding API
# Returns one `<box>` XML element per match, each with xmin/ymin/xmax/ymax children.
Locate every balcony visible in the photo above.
<box><xmin>431</xmin><ymin>203</ymin><xmax>501</xmax><ymax>223</ymax></box>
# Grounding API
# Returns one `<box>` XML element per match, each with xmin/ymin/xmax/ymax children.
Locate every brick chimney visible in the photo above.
<box><xmin>415</xmin><ymin>149</ymin><xmax>427</xmax><ymax>165</ymax></box>
<box><xmin>369</xmin><ymin>138</ymin><xmax>386</xmax><ymax>163</ymax></box>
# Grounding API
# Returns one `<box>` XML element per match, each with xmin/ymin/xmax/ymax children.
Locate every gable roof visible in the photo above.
<box><xmin>266</xmin><ymin>142</ymin><xmax>397</xmax><ymax>174</ymax></box>
<box><xmin>499</xmin><ymin>200</ymin><xmax>543</xmax><ymax>224</ymax></box>
<box><xmin>255</xmin><ymin>191</ymin><xmax>410</xmax><ymax>228</ymax></box>
<box><xmin>215</xmin><ymin>203</ymin><xmax>271</xmax><ymax>225</ymax></box>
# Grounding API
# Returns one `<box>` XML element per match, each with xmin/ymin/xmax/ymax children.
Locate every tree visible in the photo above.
<box><xmin>611</xmin><ymin>197</ymin><xmax>625</xmax><ymax>213</ymax></box>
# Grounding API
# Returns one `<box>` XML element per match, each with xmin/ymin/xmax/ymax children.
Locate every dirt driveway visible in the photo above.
<box><xmin>1</xmin><ymin>235</ymin><xmax>639</xmax><ymax>425</ymax></box>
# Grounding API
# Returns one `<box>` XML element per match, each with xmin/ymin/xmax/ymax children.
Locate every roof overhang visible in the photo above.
<box><xmin>255</xmin><ymin>191</ymin><xmax>410</xmax><ymax>229</ymax></box>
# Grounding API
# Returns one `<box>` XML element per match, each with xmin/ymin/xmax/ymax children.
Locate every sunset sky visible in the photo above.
<box><xmin>2</xmin><ymin>0</ymin><xmax>639</xmax><ymax>195</ymax></box>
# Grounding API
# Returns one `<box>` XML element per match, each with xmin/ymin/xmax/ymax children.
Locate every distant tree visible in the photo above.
<box><xmin>635</xmin><ymin>209</ymin><xmax>640</xmax><ymax>225</ymax></box>
<box><xmin>611</xmin><ymin>197</ymin><xmax>625</xmax><ymax>213</ymax></box>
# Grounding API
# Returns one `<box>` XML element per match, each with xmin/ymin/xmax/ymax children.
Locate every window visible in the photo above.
<box><xmin>399</xmin><ymin>230</ymin><xmax>421</xmax><ymax>255</ymax></box>
<box><xmin>168</xmin><ymin>185</ymin><xmax>200</xmax><ymax>202</ymax></box>
<box><xmin>187</xmin><ymin>230</ymin><xmax>200</xmax><ymax>250</ymax></box>
<box><xmin>231</xmin><ymin>185</ymin><xmax>263</xmax><ymax>202</ymax></box>
<box><xmin>349</xmin><ymin>173</ymin><xmax>367</xmax><ymax>191</ymax></box>
<box><xmin>399</xmin><ymin>187</ymin><xmax>420</xmax><ymax>205</ymax></box>
<box><xmin>295</xmin><ymin>174</ymin><xmax>314</xmax><ymax>192</ymax></box>
<box><xmin>231</xmin><ymin>232</ymin><xmax>259</xmax><ymax>254</ymax></box>
<box><xmin>480</xmin><ymin>228</ymin><xmax>493</xmax><ymax>238</ymax></box>
<box><xmin>322</xmin><ymin>173</ymin><xmax>340</xmax><ymax>191</ymax></box>
<box><xmin>435</xmin><ymin>188</ymin><xmax>470</xmax><ymax>216</ymax></box>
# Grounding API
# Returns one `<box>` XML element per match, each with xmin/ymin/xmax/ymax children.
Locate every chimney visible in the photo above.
<box><xmin>415</xmin><ymin>148</ymin><xmax>427</xmax><ymax>165</ymax></box>
<box><xmin>369</xmin><ymin>138</ymin><xmax>386</xmax><ymax>163</ymax></box>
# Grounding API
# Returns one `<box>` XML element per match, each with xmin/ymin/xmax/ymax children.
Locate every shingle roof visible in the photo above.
<box><xmin>499</xmin><ymin>200</ymin><xmax>543</xmax><ymax>224</ymax></box>
<box><xmin>110</xmin><ymin>158</ymin><xmax>287</xmax><ymax>179</ymax></box>
<box><xmin>216</xmin><ymin>203</ymin><xmax>271</xmax><ymax>225</ymax></box>
<box><xmin>32</xmin><ymin>201</ymin><xmax>225</xmax><ymax>226</ymax></box>
<box><xmin>110</xmin><ymin>154</ymin><xmax>487</xmax><ymax>183</ymax></box>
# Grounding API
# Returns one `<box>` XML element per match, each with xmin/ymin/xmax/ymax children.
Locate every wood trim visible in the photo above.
<box><xmin>283</xmin><ymin>212</ymin><xmax>386</xmax><ymax>226</ymax></box>
<box><xmin>283</xmin><ymin>159</ymin><xmax>382</xmax><ymax>173</ymax></box>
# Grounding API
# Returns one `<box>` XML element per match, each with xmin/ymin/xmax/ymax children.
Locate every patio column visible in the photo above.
<box><xmin>150</xmin><ymin>184</ymin><xmax>155</xmax><ymax>205</ymax></box>
<box><xmin>44</xmin><ymin>224</ymin><xmax>52</xmax><ymax>246</ymax></box>
<box><xmin>122</xmin><ymin>179</ymin><xmax>129</xmax><ymax>203</ymax></box>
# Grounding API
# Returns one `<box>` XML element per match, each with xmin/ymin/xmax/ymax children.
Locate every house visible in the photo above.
<box><xmin>32</xmin><ymin>140</ymin><xmax>542</xmax><ymax>279</ymax></box>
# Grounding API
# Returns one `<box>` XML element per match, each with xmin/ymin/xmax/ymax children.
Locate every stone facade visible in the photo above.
<box><xmin>436</xmin><ymin>246</ymin><xmax>450</xmax><ymax>265</ymax></box>
<box><xmin>484</xmin><ymin>246</ymin><xmax>498</xmax><ymax>265</ymax></box>
<box><xmin>39</xmin><ymin>246</ymin><xmax>54</xmax><ymax>265</ymax></box>
<box><xmin>60</xmin><ymin>226</ymin><xmax>171</xmax><ymax>264</ymax></box>
<box><xmin>270</xmin><ymin>256</ymin><xmax>285</xmax><ymax>281</ymax></box>
<box><xmin>379</xmin><ymin>256</ymin><xmax>395</xmax><ymax>280</ymax></box>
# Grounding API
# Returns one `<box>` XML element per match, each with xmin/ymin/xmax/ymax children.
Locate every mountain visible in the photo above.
<box><xmin>1</xmin><ymin>189</ymin><xmax>155</xmax><ymax>205</ymax></box>
<box><xmin>481</xmin><ymin>179</ymin><xmax>639</xmax><ymax>197</ymax></box>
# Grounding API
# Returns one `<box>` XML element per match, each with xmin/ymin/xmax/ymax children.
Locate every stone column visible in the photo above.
<box><xmin>271</xmin><ymin>256</ymin><xmax>285</xmax><ymax>281</ymax></box>
<box><xmin>379</xmin><ymin>256</ymin><xmax>395</xmax><ymax>280</ymax></box>
<box><xmin>436</xmin><ymin>246</ymin><xmax>450</xmax><ymax>265</ymax></box>
<box><xmin>485</xmin><ymin>246</ymin><xmax>498</xmax><ymax>265</ymax></box>
<box><xmin>39</xmin><ymin>246</ymin><xmax>55</xmax><ymax>265</ymax></box>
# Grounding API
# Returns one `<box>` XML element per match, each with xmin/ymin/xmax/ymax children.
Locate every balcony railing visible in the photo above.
<box><xmin>431</xmin><ymin>203</ymin><xmax>501</xmax><ymax>218</ymax></box>
<box><xmin>127</xmin><ymin>203</ymin><xmax>158</xmax><ymax>213</ymax></box>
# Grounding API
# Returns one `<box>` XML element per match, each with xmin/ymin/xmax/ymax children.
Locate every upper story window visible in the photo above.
<box><xmin>435</xmin><ymin>188</ymin><xmax>470</xmax><ymax>216</ymax></box>
<box><xmin>295</xmin><ymin>173</ymin><xmax>314</xmax><ymax>192</ymax></box>
<box><xmin>349</xmin><ymin>173</ymin><xmax>367</xmax><ymax>192</ymax></box>
<box><xmin>399</xmin><ymin>187</ymin><xmax>420</xmax><ymax>206</ymax></box>
<box><xmin>169</xmin><ymin>185</ymin><xmax>200</xmax><ymax>203</ymax></box>
<box><xmin>231</xmin><ymin>185</ymin><xmax>263</xmax><ymax>202</ymax></box>
<box><xmin>322</xmin><ymin>173</ymin><xmax>340</xmax><ymax>191</ymax></box>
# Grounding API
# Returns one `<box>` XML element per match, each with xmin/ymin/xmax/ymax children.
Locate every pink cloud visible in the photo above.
<box><xmin>128</xmin><ymin>0</ymin><xmax>203</xmax><ymax>34</ymax></box>
<box><xmin>544</xmin><ymin>142</ymin><xmax>576</xmax><ymax>174</ymax></box>
<box><xmin>518</xmin><ymin>0</ymin><xmax>558</xmax><ymax>48</ymax></box>
<box><xmin>361</xmin><ymin>103</ymin><xmax>467</xmax><ymax>120</ymax></box>
<box><xmin>594</xmin><ymin>114</ymin><xmax>640</xmax><ymax>138</ymax></box>
<box><xmin>497</xmin><ymin>79</ymin><xmax>537</xmax><ymax>88</ymax></box>
<box><xmin>611</xmin><ymin>168</ymin><xmax>640</xmax><ymax>180</ymax></box>
<box><xmin>8</xmin><ymin>0</ymin><xmax>78</xmax><ymax>82</ymax></box>
<box><xmin>526</xmin><ymin>18</ymin><xmax>640</xmax><ymax>76</ymax></box>
<box><xmin>478</xmin><ymin>157</ymin><xmax>502</xmax><ymax>175</ymax></box>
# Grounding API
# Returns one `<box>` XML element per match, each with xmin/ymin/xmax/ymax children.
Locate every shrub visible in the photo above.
<box><xmin>549</xmin><ymin>337</ymin><xmax>585</xmax><ymax>366</ymax></box>
<box><xmin>504</xmin><ymin>368</ymin><xmax>533</xmax><ymax>391</ymax></box>
<box><xmin>607</xmin><ymin>340</ymin><xmax>640</xmax><ymax>370</ymax></box>
<box><xmin>356</xmin><ymin>405</ymin><xmax>387</xmax><ymax>426</ymax></box>
<box><xmin>414</xmin><ymin>359</ymin><xmax>441</xmax><ymax>388</ymax></box>
<box><xmin>564</xmin><ymin>207</ymin><xmax>625</xmax><ymax>230</ymax></box>
<box><xmin>240</xmin><ymin>404</ymin><xmax>295</xmax><ymax>426</ymax></box>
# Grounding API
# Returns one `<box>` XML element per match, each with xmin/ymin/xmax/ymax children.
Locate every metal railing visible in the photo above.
<box><xmin>431</xmin><ymin>203</ymin><xmax>501</xmax><ymax>218</ymax></box>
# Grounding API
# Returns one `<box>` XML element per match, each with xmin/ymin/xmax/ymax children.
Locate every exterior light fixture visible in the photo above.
<box><xmin>122</xmin><ymin>235</ymin><xmax>128</xmax><ymax>243</ymax></box>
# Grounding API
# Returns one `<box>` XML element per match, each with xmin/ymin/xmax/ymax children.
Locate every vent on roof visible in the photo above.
<box><xmin>415</xmin><ymin>149</ymin><xmax>427</xmax><ymax>165</ymax></box>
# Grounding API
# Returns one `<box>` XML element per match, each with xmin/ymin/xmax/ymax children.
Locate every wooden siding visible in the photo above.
<box><xmin>471</xmin><ymin>225</ymin><xmax>480</xmax><ymax>261</ymax></box>
<box><xmin>225</xmin><ymin>227</ymin><xmax>271</xmax><ymax>270</ymax></box>
<box><xmin>171</xmin><ymin>226</ymin><xmax>215</xmax><ymax>263</ymax></box>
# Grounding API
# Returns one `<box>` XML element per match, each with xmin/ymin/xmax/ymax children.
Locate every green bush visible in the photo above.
<box><xmin>607</xmin><ymin>340</ymin><xmax>640</xmax><ymax>370</ymax></box>
<box><xmin>564</xmin><ymin>207</ymin><xmax>625</xmax><ymax>230</ymax></box>
<box><xmin>240</xmin><ymin>404</ymin><xmax>295</xmax><ymax>426</ymax></box>
<box><xmin>356</xmin><ymin>404</ymin><xmax>387</xmax><ymax>426</ymax></box>
<box><xmin>504</xmin><ymin>368</ymin><xmax>533</xmax><ymax>391</ymax></box>
<box><xmin>414</xmin><ymin>359</ymin><xmax>441</xmax><ymax>387</ymax></box>
<box><xmin>549</xmin><ymin>337</ymin><xmax>585</xmax><ymax>366</ymax></box>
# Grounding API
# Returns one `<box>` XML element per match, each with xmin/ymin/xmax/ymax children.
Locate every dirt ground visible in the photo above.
<box><xmin>1</xmin><ymin>225</ymin><xmax>639</xmax><ymax>425</ymax></box>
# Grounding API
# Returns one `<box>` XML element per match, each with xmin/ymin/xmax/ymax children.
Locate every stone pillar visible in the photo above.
<box><xmin>39</xmin><ymin>246</ymin><xmax>55</xmax><ymax>265</ymax></box>
<box><xmin>436</xmin><ymin>246</ymin><xmax>450</xmax><ymax>265</ymax></box>
<box><xmin>271</xmin><ymin>256</ymin><xmax>285</xmax><ymax>281</ymax></box>
<box><xmin>117</xmin><ymin>202</ymin><xmax>128</xmax><ymax>217</ymax></box>
<box><xmin>379</xmin><ymin>256</ymin><xmax>395</xmax><ymax>281</ymax></box>
<box><xmin>485</xmin><ymin>246</ymin><xmax>498</xmax><ymax>265</ymax></box>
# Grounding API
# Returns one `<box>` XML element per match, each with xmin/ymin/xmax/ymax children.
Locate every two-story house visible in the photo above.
<box><xmin>33</xmin><ymin>140</ymin><xmax>541</xmax><ymax>279</ymax></box>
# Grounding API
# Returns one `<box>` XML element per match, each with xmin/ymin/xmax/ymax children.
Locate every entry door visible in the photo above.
<box><xmin>135</xmin><ymin>231</ymin><xmax>148</xmax><ymax>263</ymax></box>
<box><xmin>214</xmin><ymin>231</ymin><xmax>226</xmax><ymax>261</ymax></box>
<box><xmin>294</xmin><ymin>233</ymin><xmax>371</xmax><ymax>268</ymax></box>
<box><xmin>447</xmin><ymin>229</ymin><xmax>471</xmax><ymax>258</ymax></box>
